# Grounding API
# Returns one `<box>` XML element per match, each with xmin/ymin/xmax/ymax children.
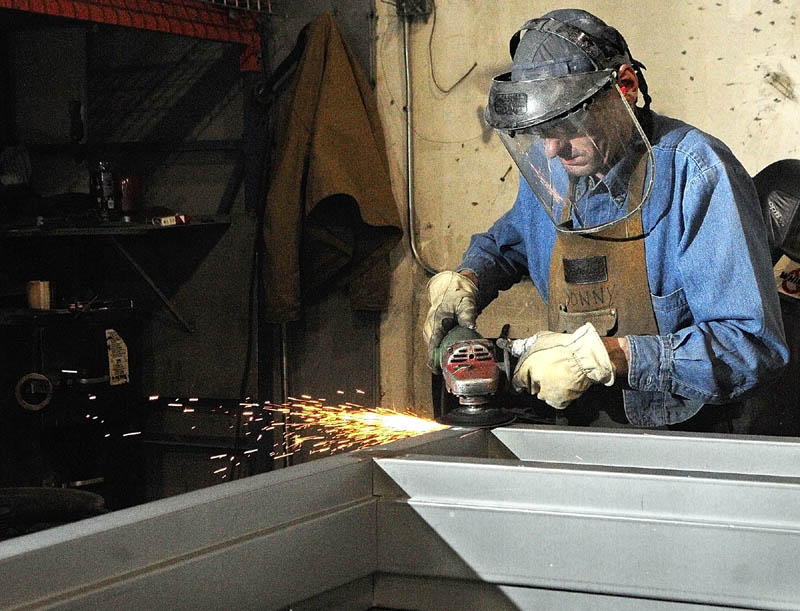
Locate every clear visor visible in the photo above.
<box><xmin>498</xmin><ymin>84</ymin><xmax>654</xmax><ymax>233</ymax></box>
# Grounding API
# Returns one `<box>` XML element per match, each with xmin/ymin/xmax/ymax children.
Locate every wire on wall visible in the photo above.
<box><xmin>428</xmin><ymin>1</ymin><xmax>476</xmax><ymax>94</ymax></box>
<box><xmin>392</xmin><ymin>0</ymin><xmax>479</xmax><ymax>275</ymax></box>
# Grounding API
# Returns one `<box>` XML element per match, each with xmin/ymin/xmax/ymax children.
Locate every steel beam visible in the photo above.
<box><xmin>492</xmin><ymin>424</ymin><xmax>800</xmax><ymax>476</ymax></box>
<box><xmin>0</xmin><ymin>454</ymin><xmax>375</xmax><ymax>610</ymax></box>
<box><xmin>4</xmin><ymin>426</ymin><xmax>800</xmax><ymax>609</ymax></box>
<box><xmin>374</xmin><ymin>428</ymin><xmax>800</xmax><ymax>610</ymax></box>
<box><xmin>373</xmin><ymin>574</ymin><xmax>734</xmax><ymax>611</ymax></box>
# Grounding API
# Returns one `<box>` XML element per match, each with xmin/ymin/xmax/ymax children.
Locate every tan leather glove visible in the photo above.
<box><xmin>423</xmin><ymin>271</ymin><xmax>480</xmax><ymax>371</ymax></box>
<box><xmin>511</xmin><ymin>322</ymin><xmax>615</xmax><ymax>409</ymax></box>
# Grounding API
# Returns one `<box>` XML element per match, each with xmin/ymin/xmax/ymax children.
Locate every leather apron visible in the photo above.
<box><xmin>546</xmin><ymin>156</ymin><xmax>657</xmax><ymax>426</ymax></box>
<box><xmin>540</xmin><ymin>111</ymin><xmax>745</xmax><ymax>432</ymax></box>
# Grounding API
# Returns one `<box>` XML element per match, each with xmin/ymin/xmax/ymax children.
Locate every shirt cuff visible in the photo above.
<box><xmin>627</xmin><ymin>334</ymin><xmax>673</xmax><ymax>392</ymax></box>
<box><xmin>455</xmin><ymin>262</ymin><xmax>497</xmax><ymax>311</ymax></box>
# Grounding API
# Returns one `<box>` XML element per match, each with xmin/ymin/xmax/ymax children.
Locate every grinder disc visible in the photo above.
<box><xmin>439</xmin><ymin>406</ymin><xmax>516</xmax><ymax>428</ymax></box>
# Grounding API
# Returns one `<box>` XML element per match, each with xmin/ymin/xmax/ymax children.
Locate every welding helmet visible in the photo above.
<box><xmin>485</xmin><ymin>10</ymin><xmax>655</xmax><ymax>233</ymax></box>
<box><xmin>754</xmin><ymin>159</ymin><xmax>800</xmax><ymax>264</ymax></box>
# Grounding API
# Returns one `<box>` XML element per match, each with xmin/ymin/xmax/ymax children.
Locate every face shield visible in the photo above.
<box><xmin>486</xmin><ymin>70</ymin><xmax>654</xmax><ymax>234</ymax></box>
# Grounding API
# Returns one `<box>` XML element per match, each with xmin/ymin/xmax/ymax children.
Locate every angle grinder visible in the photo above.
<box><xmin>433</xmin><ymin>324</ymin><xmax>516</xmax><ymax>427</ymax></box>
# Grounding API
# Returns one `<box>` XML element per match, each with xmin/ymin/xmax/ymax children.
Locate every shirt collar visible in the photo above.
<box><xmin>577</xmin><ymin>141</ymin><xmax>647</xmax><ymax>210</ymax></box>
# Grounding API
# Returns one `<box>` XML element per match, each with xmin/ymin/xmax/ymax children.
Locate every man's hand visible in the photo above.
<box><xmin>511</xmin><ymin>322</ymin><xmax>615</xmax><ymax>409</ymax></box>
<box><xmin>423</xmin><ymin>271</ymin><xmax>480</xmax><ymax>371</ymax></box>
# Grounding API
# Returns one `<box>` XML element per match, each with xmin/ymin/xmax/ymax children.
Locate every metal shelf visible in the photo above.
<box><xmin>30</xmin><ymin>140</ymin><xmax>242</xmax><ymax>155</ymax></box>
<box><xmin>0</xmin><ymin>2</ymin><xmax>248</xmax><ymax>333</ymax></box>
<box><xmin>0</xmin><ymin>301</ymin><xmax>135</xmax><ymax>326</ymax></box>
<box><xmin>0</xmin><ymin>215</ymin><xmax>230</xmax><ymax>238</ymax></box>
<box><xmin>1</xmin><ymin>216</ymin><xmax>231</xmax><ymax>333</ymax></box>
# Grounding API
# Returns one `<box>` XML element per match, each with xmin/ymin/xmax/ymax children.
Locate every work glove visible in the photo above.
<box><xmin>510</xmin><ymin>322</ymin><xmax>615</xmax><ymax>409</ymax></box>
<box><xmin>423</xmin><ymin>271</ymin><xmax>480</xmax><ymax>371</ymax></box>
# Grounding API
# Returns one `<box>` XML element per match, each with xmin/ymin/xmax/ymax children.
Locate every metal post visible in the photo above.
<box><xmin>280</xmin><ymin>321</ymin><xmax>291</xmax><ymax>467</ymax></box>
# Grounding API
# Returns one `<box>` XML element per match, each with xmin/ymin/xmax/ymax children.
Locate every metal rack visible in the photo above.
<box><xmin>0</xmin><ymin>0</ymin><xmax>262</xmax><ymax>70</ymax></box>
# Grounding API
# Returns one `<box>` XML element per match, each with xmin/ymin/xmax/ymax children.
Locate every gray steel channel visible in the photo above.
<box><xmin>374</xmin><ymin>427</ymin><xmax>800</xmax><ymax>610</ymax></box>
<box><xmin>372</xmin><ymin>574</ymin><xmax>735</xmax><ymax>611</ymax></box>
<box><xmin>0</xmin><ymin>454</ymin><xmax>376</xmax><ymax>610</ymax></box>
<box><xmin>4</xmin><ymin>426</ymin><xmax>800</xmax><ymax>609</ymax></box>
<box><xmin>493</xmin><ymin>424</ymin><xmax>800</xmax><ymax>476</ymax></box>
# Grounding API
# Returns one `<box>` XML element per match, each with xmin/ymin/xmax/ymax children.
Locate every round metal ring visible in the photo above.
<box><xmin>14</xmin><ymin>372</ymin><xmax>54</xmax><ymax>411</ymax></box>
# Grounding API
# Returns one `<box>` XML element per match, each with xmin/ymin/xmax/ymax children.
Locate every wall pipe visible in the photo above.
<box><xmin>402</xmin><ymin>17</ymin><xmax>439</xmax><ymax>276</ymax></box>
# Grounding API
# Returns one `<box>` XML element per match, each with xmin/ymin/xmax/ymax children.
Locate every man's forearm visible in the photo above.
<box><xmin>602</xmin><ymin>336</ymin><xmax>630</xmax><ymax>378</ymax></box>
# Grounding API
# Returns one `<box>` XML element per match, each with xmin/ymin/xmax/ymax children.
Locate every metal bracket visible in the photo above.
<box><xmin>108</xmin><ymin>236</ymin><xmax>194</xmax><ymax>333</ymax></box>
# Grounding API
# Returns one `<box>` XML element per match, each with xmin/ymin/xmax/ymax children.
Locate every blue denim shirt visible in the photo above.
<box><xmin>458</xmin><ymin>110</ymin><xmax>789</xmax><ymax>426</ymax></box>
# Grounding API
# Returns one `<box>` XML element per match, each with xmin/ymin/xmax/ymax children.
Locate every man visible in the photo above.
<box><xmin>423</xmin><ymin>9</ymin><xmax>789</xmax><ymax>430</ymax></box>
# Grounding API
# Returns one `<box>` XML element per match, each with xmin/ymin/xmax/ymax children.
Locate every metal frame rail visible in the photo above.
<box><xmin>3</xmin><ymin>425</ymin><xmax>800</xmax><ymax>610</ymax></box>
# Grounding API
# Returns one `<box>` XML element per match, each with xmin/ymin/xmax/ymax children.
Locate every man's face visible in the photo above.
<box><xmin>536</xmin><ymin>89</ymin><xmax>632</xmax><ymax>178</ymax></box>
<box><xmin>495</xmin><ymin>75</ymin><xmax>650</xmax><ymax>232</ymax></box>
<box><xmin>541</xmin><ymin>131</ymin><xmax>610</xmax><ymax>178</ymax></box>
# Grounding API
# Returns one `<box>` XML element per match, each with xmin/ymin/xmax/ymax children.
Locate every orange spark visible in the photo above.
<box><xmin>264</xmin><ymin>399</ymin><xmax>448</xmax><ymax>459</ymax></box>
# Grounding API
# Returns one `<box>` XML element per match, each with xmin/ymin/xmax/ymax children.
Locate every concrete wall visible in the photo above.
<box><xmin>375</xmin><ymin>0</ymin><xmax>800</xmax><ymax>415</ymax></box>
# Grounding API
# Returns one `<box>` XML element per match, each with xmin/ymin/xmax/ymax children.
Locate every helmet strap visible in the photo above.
<box><xmin>509</xmin><ymin>16</ymin><xmax>652</xmax><ymax>110</ymax></box>
<box><xmin>510</xmin><ymin>17</ymin><xmax>623</xmax><ymax>70</ymax></box>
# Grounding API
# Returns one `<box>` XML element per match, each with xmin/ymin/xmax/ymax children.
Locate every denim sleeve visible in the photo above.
<box><xmin>457</xmin><ymin>196</ymin><xmax>531</xmax><ymax>310</ymax></box>
<box><xmin>627</xmin><ymin>156</ymin><xmax>789</xmax><ymax>404</ymax></box>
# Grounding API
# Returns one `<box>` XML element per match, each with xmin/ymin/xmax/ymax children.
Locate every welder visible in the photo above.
<box><xmin>423</xmin><ymin>9</ymin><xmax>789</xmax><ymax>431</ymax></box>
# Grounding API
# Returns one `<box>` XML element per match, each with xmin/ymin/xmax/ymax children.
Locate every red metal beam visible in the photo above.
<box><xmin>0</xmin><ymin>0</ymin><xmax>261</xmax><ymax>71</ymax></box>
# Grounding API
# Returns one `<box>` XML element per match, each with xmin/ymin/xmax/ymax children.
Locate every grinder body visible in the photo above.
<box><xmin>434</xmin><ymin>326</ymin><xmax>515</xmax><ymax>427</ymax></box>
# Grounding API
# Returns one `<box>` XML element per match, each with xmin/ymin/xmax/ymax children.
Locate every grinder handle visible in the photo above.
<box><xmin>495</xmin><ymin>324</ymin><xmax>515</xmax><ymax>393</ymax></box>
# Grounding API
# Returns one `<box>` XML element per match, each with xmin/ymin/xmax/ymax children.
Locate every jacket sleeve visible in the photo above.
<box><xmin>456</xmin><ymin>187</ymin><xmax>532</xmax><ymax>310</ymax></box>
<box><xmin>627</xmin><ymin>147</ymin><xmax>789</xmax><ymax>406</ymax></box>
